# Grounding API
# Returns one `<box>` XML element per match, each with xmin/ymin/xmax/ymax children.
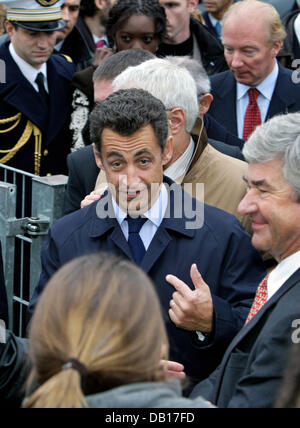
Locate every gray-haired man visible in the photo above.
<box><xmin>191</xmin><ymin>112</ymin><xmax>300</xmax><ymax>408</ymax></box>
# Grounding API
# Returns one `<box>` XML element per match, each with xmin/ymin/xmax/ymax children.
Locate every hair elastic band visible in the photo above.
<box><xmin>62</xmin><ymin>358</ymin><xmax>88</xmax><ymax>378</ymax></box>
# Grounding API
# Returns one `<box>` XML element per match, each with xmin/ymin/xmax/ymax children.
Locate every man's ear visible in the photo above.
<box><xmin>4</xmin><ymin>21</ymin><xmax>14</xmax><ymax>38</ymax></box>
<box><xmin>168</xmin><ymin>108</ymin><xmax>185</xmax><ymax>136</ymax></box>
<box><xmin>188</xmin><ymin>0</ymin><xmax>199</xmax><ymax>14</ymax></box>
<box><xmin>94</xmin><ymin>0</ymin><xmax>107</xmax><ymax>12</ymax></box>
<box><xmin>93</xmin><ymin>143</ymin><xmax>103</xmax><ymax>170</ymax></box>
<box><xmin>162</xmin><ymin>135</ymin><xmax>174</xmax><ymax>167</ymax></box>
<box><xmin>199</xmin><ymin>93</ymin><xmax>214</xmax><ymax>116</ymax></box>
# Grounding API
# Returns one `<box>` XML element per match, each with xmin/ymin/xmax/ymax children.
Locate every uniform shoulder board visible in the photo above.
<box><xmin>60</xmin><ymin>54</ymin><xmax>73</xmax><ymax>63</ymax></box>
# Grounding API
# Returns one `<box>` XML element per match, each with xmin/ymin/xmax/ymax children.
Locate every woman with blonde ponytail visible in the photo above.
<box><xmin>22</xmin><ymin>253</ymin><xmax>213</xmax><ymax>408</ymax></box>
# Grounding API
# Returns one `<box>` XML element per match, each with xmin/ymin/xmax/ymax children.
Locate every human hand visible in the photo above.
<box><xmin>92</xmin><ymin>47</ymin><xmax>113</xmax><ymax>67</ymax></box>
<box><xmin>160</xmin><ymin>360</ymin><xmax>186</xmax><ymax>380</ymax></box>
<box><xmin>166</xmin><ymin>264</ymin><xmax>213</xmax><ymax>333</ymax></box>
<box><xmin>80</xmin><ymin>186</ymin><xmax>107</xmax><ymax>209</ymax></box>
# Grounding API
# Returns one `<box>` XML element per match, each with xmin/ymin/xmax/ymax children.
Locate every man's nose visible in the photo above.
<box><xmin>61</xmin><ymin>7</ymin><xmax>70</xmax><ymax>23</ymax></box>
<box><xmin>238</xmin><ymin>190</ymin><xmax>258</xmax><ymax>216</ymax></box>
<box><xmin>36</xmin><ymin>33</ymin><xmax>52</xmax><ymax>48</ymax></box>
<box><xmin>230</xmin><ymin>51</ymin><xmax>244</xmax><ymax>68</ymax></box>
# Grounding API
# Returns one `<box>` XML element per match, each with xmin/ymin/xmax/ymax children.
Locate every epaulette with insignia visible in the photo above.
<box><xmin>61</xmin><ymin>54</ymin><xmax>73</xmax><ymax>64</ymax></box>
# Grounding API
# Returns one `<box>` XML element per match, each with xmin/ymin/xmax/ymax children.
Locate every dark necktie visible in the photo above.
<box><xmin>35</xmin><ymin>72</ymin><xmax>49</xmax><ymax>107</ymax></box>
<box><xmin>126</xmin><ymin>216</ymin><xmax>148</xmax><ymax>264</ymax></box>
<box><xmin>243</xmin><ymin>88</ymin><xmax>262</xmax><ymax>141</ymax></box>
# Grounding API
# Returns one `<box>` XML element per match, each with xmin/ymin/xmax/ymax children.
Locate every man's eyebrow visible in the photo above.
<box><xmin>107</xmin><ymin>151</ymin><xmax>124</xmax><ymax>159</ymax></box>
<box><xmin>242</xmin><ymin>176</ymin><xmax>271</xmax><ymax>188</ymax></box>
<box><xmin>134</xmin><ymin>149</ymin><xmax>152</xmax><ymax>157</ymax></box>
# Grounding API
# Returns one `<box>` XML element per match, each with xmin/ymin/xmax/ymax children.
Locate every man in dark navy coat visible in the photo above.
<box><xmin>208</xmin><ymin>1</ymin><xmax>300</xmax><ymax>139</ymax></box>
<box><xmin>0</xmin><ymin>0</ymin><xmax>76</xmax><ymax>176</ymax></box>
<box><xmin>28</xmin><ymin>88</ymin><xmax>266</xmax><ymax>382</ymax></box>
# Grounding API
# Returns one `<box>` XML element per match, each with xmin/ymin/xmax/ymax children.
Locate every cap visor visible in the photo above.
<box><xmin>14</xmin><ymin>19</ymin><xmax>66</xmax><ymax>32</ymax></box>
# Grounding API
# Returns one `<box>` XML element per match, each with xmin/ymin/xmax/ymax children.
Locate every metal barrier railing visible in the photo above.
<box><xmin>0</xmin><ymin>164</ymin><xmax>67</xmax><ymax>336</ymax></box>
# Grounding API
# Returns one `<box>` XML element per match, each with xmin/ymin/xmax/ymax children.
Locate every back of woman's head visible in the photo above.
<box><xmin>24</xmin><ymin>253</ymin><xmax>168</xmax><ymax>408</ymax></box>
<box><xmin>106</xmin><ymin>0</ymin><xmax>166</xmax><ymax>43</ymax></box>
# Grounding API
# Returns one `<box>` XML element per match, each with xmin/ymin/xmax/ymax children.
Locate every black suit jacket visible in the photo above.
<box><xmin>209</xmin><ymin>64</ymin><xmax>300</xmax><ymax>136</ymax></box>
<box><xmin>191</xmin><ymin>267</ymin><xmax>300</xmax><ymax>408</ymax></box>
<box><xmin>0</xmin><ymin>242</ymin><xmax>8</xmax><ymax>325</ymax></box>
<box><xmin>64</xmin><ymin>145</ymin><xmax>99</xmax><ymax>214</ymax></box>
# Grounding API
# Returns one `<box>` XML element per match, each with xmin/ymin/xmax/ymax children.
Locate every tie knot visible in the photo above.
<box><xmin>126</xmin><ymin>217</ymin><xmax>147</xmax><ymax>234</ymax></box>
<box><xmin>35</xmin><ymin>72</ymin><xmax>45</xmax><ymax>85</ymax></box>
<box><xmin>96</xmin><ymin>40</ymin><xmax>106</xmax><ymax>48</ymax></box>
<box><xmin>248</xmin><ymin>88</ymin><xmax>260</xmax><ymax>103</ymax></box>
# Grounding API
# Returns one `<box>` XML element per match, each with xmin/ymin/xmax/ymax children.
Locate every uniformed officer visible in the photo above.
<box><xmin>0</xmin><ymin>0</ymin><xmax>76</xmax><ymax>176</ymax></box>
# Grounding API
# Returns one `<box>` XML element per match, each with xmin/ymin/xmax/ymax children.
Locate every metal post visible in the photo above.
<box><xmin>31</xmin><ymin>175</ymin><xmax>68</xmax><ymax>223</ymax></box>
<box><xmin>0</xmin><ymin>182</ymin><xmax>17</xmax><ymax>328</ymax></box>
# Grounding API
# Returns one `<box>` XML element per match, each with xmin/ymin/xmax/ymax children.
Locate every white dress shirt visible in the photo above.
<box><xmin>112</xmin><ymin>183</ymin><xmax>169</xmax><ymax>250</ymax></box>
<box><xmin>294</xmin><ymin>13</ymin><xmax>300</xmax><ymax>46</ymax></box>
<box><xmin>164</xmin><ymin>137</ymin><xmax>195</xmax><ymax>183</ymax></box>
<box><xmin>9</xmin><ymin>43</ymin><xmax>49</xmax><ymax>93</ymax></box>
<box><xmin>267</xmin><ymin>251</ymin><xmax>300</xmax><ymax>301</ymax></box>
<box><xmin>236</xmin><ymin>61</ymin><xmax>279</xmax><ymax>139</ymax></box>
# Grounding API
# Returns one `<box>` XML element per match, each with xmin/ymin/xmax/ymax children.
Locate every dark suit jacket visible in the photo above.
<box><xmin>204</xmin><ymin>114</ymin><xmax>244</xmax><ymax>149</ymax></box>
<box><xmin>209</xmin><ymin>63</ymin><xmax>300</xmax><ymax>136</ymax></box>
<box><xmin>202</xmin><ymin>11</ymin><xmax>219</xmax><ymax>39</ymax></box>
<box><xmin>29</xmin><ymin>177</ymin><xmax>266</xmax><ymax>380</ymax></box>
<box><xmin>64</xmin><ymin>145</ymin><xmax>99</xmax><ymax>214</ymax></box>
<box><xmin>191</xmin><ymin>267</ymin><xmax>300</xmax><ymax>407</ymax></box>
<box><xmin>0</xmin><ymin>242</ymin><xmax>8</xmax><ymax>325</ymax></box>
<box><xmin>0</xmin><ymin>42</ymin><xmax>76</xmax><ymax>175</ymax></box>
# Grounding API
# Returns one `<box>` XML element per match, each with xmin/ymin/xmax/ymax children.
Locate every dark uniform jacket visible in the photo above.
<box><xmin>29</xmin><ymin>177</ymin><xmax>266</xmax><ymax>381</ymax></box>
<box><xmin>0</xmin><ymin>41</ymin><xmax>76</xmax><ymax>176</ymax></box>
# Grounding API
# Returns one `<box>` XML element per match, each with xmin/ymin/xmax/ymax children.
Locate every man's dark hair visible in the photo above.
<box><xmin>106</xmin><ymin>0</ymin><xmax>166</xmax><ymax>43</ymax></box>
<box><xmin>93</xmin><ymin>48</ymin><xmax>155</xmax><ymax>82</ymax></box>
<box><xmin>79</xmin><ymin>0</ymin><xmax>97</xmax><ymax>18</ymax></box>
<box><xmin>90</xmin><ymin>88</ymin><xmax>168</xmax><ymax>154</ymax></box>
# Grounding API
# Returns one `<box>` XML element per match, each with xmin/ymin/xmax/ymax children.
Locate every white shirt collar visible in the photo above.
<box><xmin>112</xmin><ymin>183</ymin><xmax>168</xmax><ymax>228</ymax></box>
<box><xmin>237</xmin><ymin>61</ymin><xmax>279</xmax><ymax>101</ymax></box>
<box><xmin>208</xmin><ymin>13</ymin><xmax>222</xmax><ymax>28</ymax></box>
<box><xmin>9</xmin><ymin>42</ymin><xmax>48</xmax><ymax>92</ymax></box>
<box><xmin>267</xmin><ymin>251</ymin><xmax>300</xmax><ymax>301</ymax></box>
<box><xmin>164</xmin><ymin>137</ymin><xmax>195</xmax><ymax>182</ymax></box>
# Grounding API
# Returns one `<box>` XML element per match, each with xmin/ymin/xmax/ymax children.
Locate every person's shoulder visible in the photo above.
<box><xmin>49</xmin><ymin>201</ymin><xmax>97</xmax><ymax>244</ymax></box>
<box><xmin>67</xmin><ymin>145</ymin><xmax>94</xmax><ymax>163</ymax></box>
<box><xmin>206</xmin><ymin>143</ymin><xmax>247</xmax><ymax>169</ymax></box>
<box><xmin>210</xmin><ymin>69</ymin><xmax>232</xmax><ymax>84</ymax></box>
<box><xmin>50</xmin><ymin>53</ymin><xmax>76</xmax><ymax>78</ymax></box>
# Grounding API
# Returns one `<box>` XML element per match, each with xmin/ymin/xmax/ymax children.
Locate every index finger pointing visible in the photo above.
<box><xmin>166</xmin><ymin>274</ymin><xmax>192</xmax><ymax>297</ymax></box>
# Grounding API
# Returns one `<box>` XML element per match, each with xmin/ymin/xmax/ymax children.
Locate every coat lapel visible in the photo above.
<box><xmin>213</xmin><ymin>72</ymin><xmax>237</xmax><ymax>135</ymax></box>
<box><xmin>45</xmin><ymin>57</ymin><xmax>72</xmax><ymax>145</ymax></box>
<box><xmin>0</xmin><ymin>45</ymin><xmax>48</xmax><ymax>132</ymax></box>
<box><xmin>266</xmin><ymin>64</ymin><xmax>298</xmax><ymax>119</ymax></box>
